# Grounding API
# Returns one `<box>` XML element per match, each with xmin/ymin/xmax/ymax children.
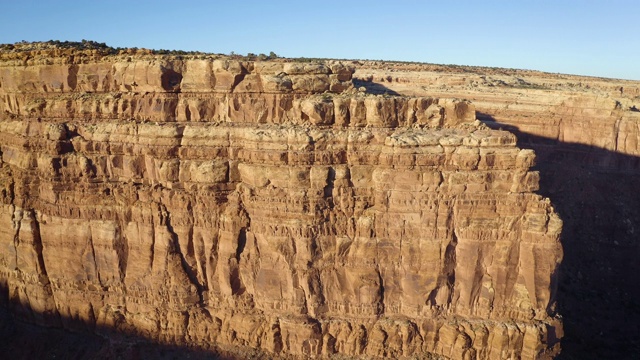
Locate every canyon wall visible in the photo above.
<box><xmin>0</xmin><ymin>46</ymin><xmax>562</xmax><ymax>359</ymax></box>
<box><xmin>355</xmin><ymin>63</ymin><xmax>640</xmax><ymax>357</ymax></box>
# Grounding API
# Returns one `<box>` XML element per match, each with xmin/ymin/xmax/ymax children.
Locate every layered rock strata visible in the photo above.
<box><xmin>354</xmin><ymin>63</ymin><xmax>640</xmax><ymax>357</ymax></box>
<box><xmin>0</xmin><ymin>46</ymin><xmax>562</xmax><ymax>359</ymax></box>
<box><xmin>355</xmin><ymin>63</ymin><xmax>640</xmax><ymax>161</ymax></box>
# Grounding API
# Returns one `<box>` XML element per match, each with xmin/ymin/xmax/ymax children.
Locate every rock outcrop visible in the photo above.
<box><xmin>0</xmin><ymin>44</ymin><xmax>562</xmax><ymax>359</ymax></box>
<box><xmin>355</xmin><ymin>63</ymin><xmax>640</xmax><ymax>357</ymax></box>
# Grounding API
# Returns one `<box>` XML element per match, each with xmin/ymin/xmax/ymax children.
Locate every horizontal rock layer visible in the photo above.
<box><xmin>0</xmin><ymin>50</ymin><xmax>562</xmax><ymax>359</ymax></box>
<box><xmin>356</xmin><ymin>64</ymin><xmax>640</xmax><ymax>162</ymax></box>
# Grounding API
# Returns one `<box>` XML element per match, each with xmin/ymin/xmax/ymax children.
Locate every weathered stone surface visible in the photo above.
<box><xmin>0</xmin><ymin>44</ymin><xmax>562</xmax><ymax>359</ymax></box>
<box><xmin>354</xmin><ymin>61</ymin><xmax>640</xmax><ymax>357</ymax></box>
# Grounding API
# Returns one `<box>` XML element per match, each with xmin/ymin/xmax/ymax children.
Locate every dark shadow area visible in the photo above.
<box><xmin>352</xmin><ymin>79</ymin><xmax>402</xmax><ymax>96</ymax></box>
<box><xmin>0</xmin><ymin>283</ymin><xmax>271</xmax><ymax>360</ymax></box>
<box><xmin>479</xmin><ymin>112</ymin><xmax>640</xmax><ymax>359</ymax></box>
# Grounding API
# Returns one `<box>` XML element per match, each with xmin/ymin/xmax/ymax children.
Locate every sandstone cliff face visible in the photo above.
<box><xmin>355</xmin><ymin>63</ymin><xmax>640</xmax><ymax>357</ymax></box>
<box><xmin>0</xmin><ymin>46</ymin><xmax>562</xmax><ymax>359</ymax></box>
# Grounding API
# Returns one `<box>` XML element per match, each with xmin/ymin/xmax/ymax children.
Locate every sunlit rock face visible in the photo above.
<box><xmin>0</xmin><ymin>44</ymin><xmax>562</xmax><ymax>359</ymax></box>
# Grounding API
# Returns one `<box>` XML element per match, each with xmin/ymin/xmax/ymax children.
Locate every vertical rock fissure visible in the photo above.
<box><xmin>114</xmin><ymin>222</ymin><xmax>128</xmax><ymax>284</ymax></box>
<box><xmin>446</xmin><ymin>229</ymin><xmax>458</xmax><ymax>305</ymax></box>
<box><xmin>163</xmin><ymin>205</ymin><xmax>205</xmax><ymax>305</ymax></box>
<box><xmin>88</xmin><ymin>231</ymin><xmax>100</xmax><ymax>285</ymax></box>
<box><xmin>184</xmin><ymin>105</ymin><xmax>191</xmax><ymax>122</ymax></box>
<box><xmin>470</xmin><ymin>249</ymin><xmax>485</xmax><ymax>310</ymax></box>
<box><xmin>376</xmin><ymin>265</ymin><xmax>385</xmax><ymax>316</ymax></box>
<box><xmin>235</xmin><ymin>227</ymin><xmax>247</xmax><ymax>263</ymax></box>
<box><xmin>231</xmin><ymin>227</ymin><xmax>248</xmax><ymax>296</ymax></box>
<box><xmin>229</xmin><ymin>195</ymin><xmax>250</xmax><ymax>296</ymax></box>
<box><xmin>11</xmin><ymin>209</ymin><xmax>21</xmax><ymax>275</ymax></box>
<box><xmin>149</xmin><ymin>212</ymin><xmax>156</xmax><ymax>270</ymax></box>
<box><xmin>28</xmin><ymin>210</ymin><xmax>57</xmax><ymax>320</ymax></box>
<box><xmin>323</xmin><ymin>167</ymin><xmax>336</xmax><ymax>198</ymax></box>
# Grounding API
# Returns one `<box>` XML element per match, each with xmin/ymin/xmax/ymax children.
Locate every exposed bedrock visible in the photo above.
<box><xmin>355</xmin><ymin>63</ymin><xmax>640</xmax><ymax>357</ymax></box>
<box><xmin>0</xmin><ymin>47</ymin><xmax>562</xmax><ymax>359</ymax></box>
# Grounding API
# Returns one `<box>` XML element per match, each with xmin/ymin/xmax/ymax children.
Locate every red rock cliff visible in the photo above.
<box><xmin>355</xmin><ymin>63</ymin><xmax>640</xmax><ymax>357</ymax></box>
<box><xmin>0</xmin><ymin>44</ymin><xmax>562</xmax><ymax>359</ymax></box>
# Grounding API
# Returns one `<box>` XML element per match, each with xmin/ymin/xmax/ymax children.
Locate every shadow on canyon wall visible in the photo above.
<box><xmin>478</xmin><ymin>112</ymin><xmax>640</xmax><ymax>360</ymax></box>
<box><xmin>0</xmin><ymin>284</ymin><xmax>252</xmax><ymax>360</ymax></box>
<box><xmin>352</xmin><ymin>79</ymin><xmax>402</xmax><ymax>96</ymax></box>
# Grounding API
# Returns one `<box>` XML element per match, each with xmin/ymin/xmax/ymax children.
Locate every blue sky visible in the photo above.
<box><xmin>1</xmin><ymin>0</ymin><xmax>638</xmax><ymax>80</ymax></box>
